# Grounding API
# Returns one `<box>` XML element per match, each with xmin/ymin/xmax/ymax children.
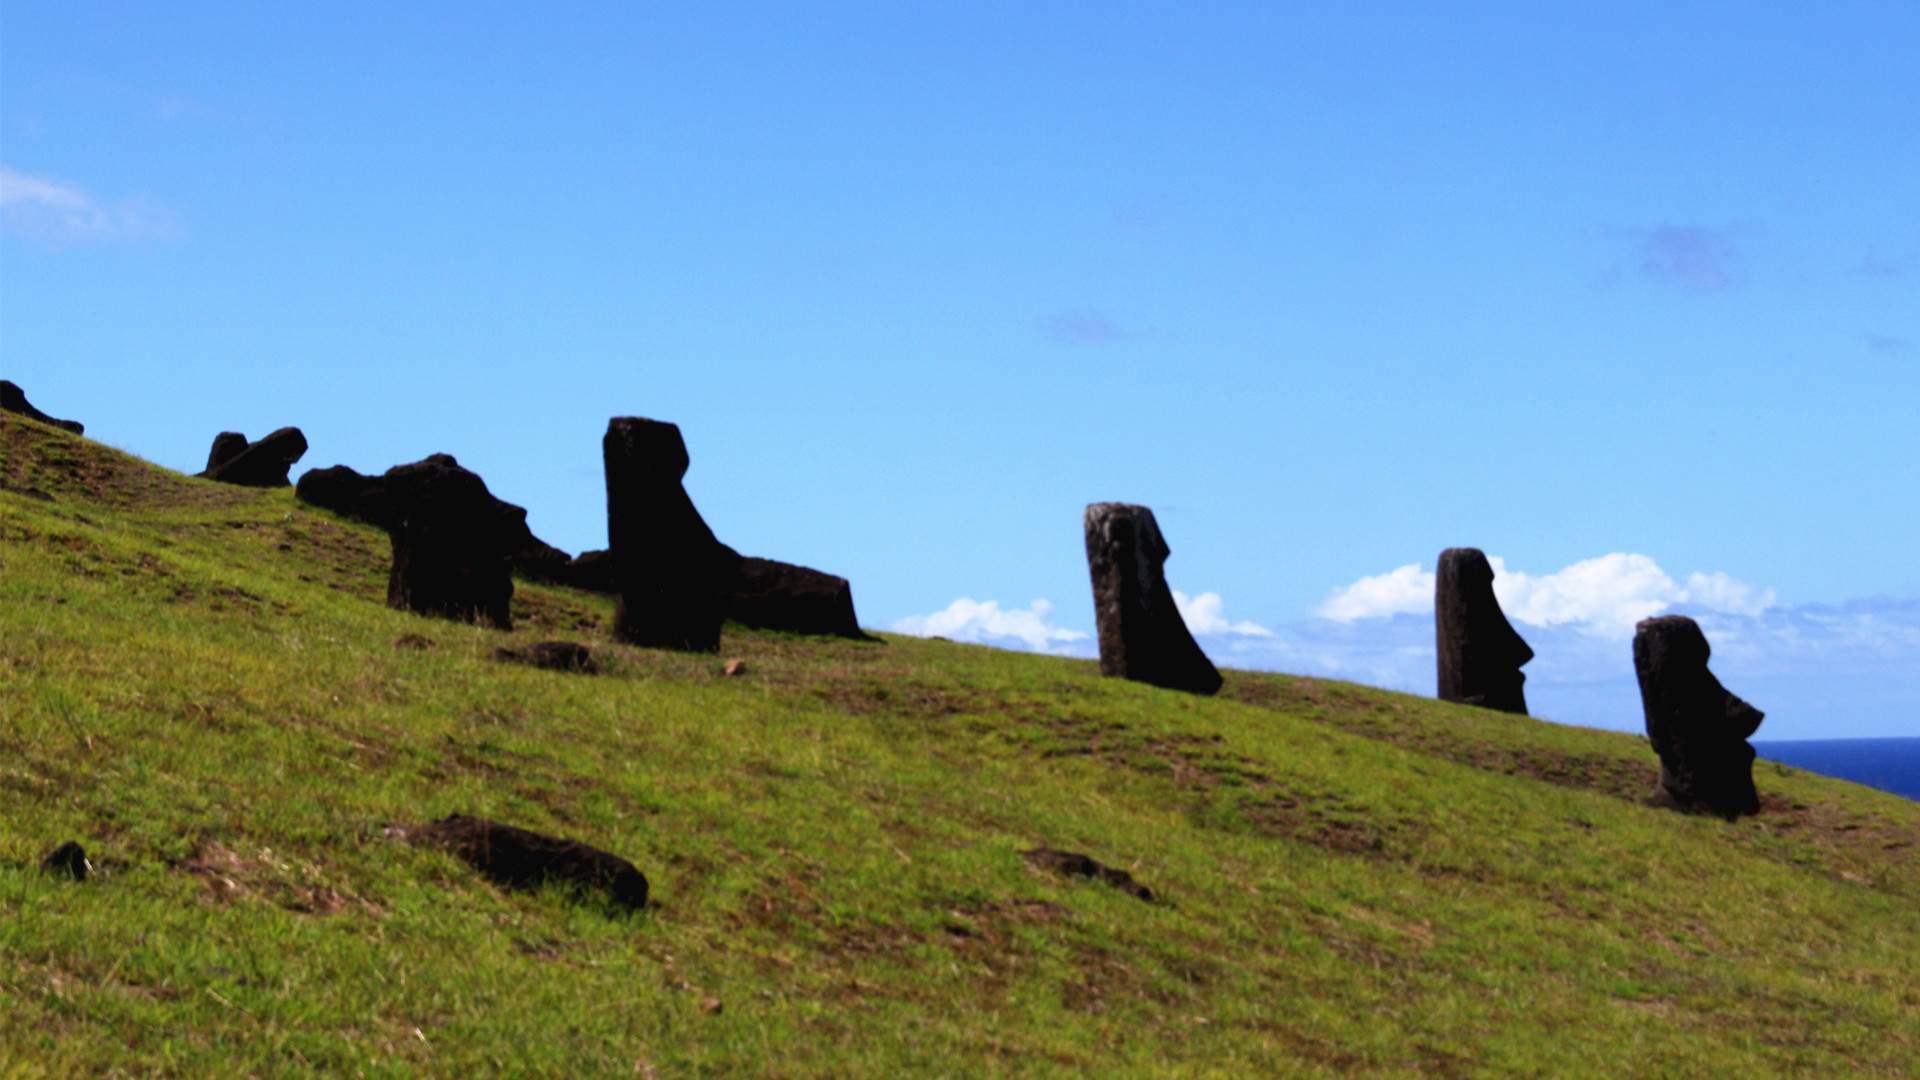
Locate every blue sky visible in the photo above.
<box><xmin>5</xmin><ymin>3</ymin><xmax>1916</xmax><ymax>737</ymax></box>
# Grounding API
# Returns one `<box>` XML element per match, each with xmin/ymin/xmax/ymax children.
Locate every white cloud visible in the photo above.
<box><xmin>1316</xmin><ymin>564</ymin><xmax>1435</xmax><ymax>622</ymax></box>
<box><xmin>889</xmin><ymin>598</ymin><xmax>1091</xmax><ymax>654</ymax></box>
<box><xmin>1319</xmin><ymin>553</ymin><xmax>1775</xmax><ymax>639</ymax></box>
<box><xmin>0</xmin><ymin>164</ymin><xmax>181</xmax><ymax>243</ymax></box>
<box><xmin>1491</xmin><ymin>553</ymin><xmax>1679</xmax><ymax>638</ymax></box>
<box><xmin>1173</xmin><ymin>590</ymin><xmax>1272</xmax><ymax>636</ymax></box>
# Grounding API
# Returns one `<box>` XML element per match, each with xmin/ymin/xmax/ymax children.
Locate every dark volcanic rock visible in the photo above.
<box><xmin>1</xmin><ymin>380</ymin><xmax>84</xmax><ymax>435</ymax></box>
<box><xmin>721</xmin><ymin>557</ymin><xmax>873</xmax><ymax>640</ymax></box>
<box><xmin>564</xmin><ymin>549</ymin><xmax>614</xmax><ymax>592</ymax></box>
<box><xmin>490</xmin><ymin>640</ymin><xmax>598</xmax><ymax>674</ymax></box>
<box><xmin>496</xmin><ymin>499</ymin><xmax>575</xmax><ymax>584</ymax></box>
<box><xmin>205</xmin><ymin>432</ymin><xmax>249</xmax><ymax>471</ymax></box>
<box><xmin>1634</xmin><ymin>615</ymin><xmax>1765</xmax><ymax>818</ymax></box>
<box><xmin>398</xmin><ymin>814</ymin><xmax>648</xmax><ymax>910</ymax></box>
<box><xmin>1083</xmin><ymin>502</ymin><xmax>1221</xmax><ymax>695</ymax></box>
<box><xmin>1435</xmin><ymin>547</ymin><xmax>1534</xmax><ymax>715</ymax></box>
<box><xmin>197</xmin><ymin>427</ymin><xmax>309</xmax><ymax>487</ymax></box>
<box><xmin>40</xmin><ymin>841</ymin><xmax>90</xmax><ymax>881</ymax></box>
<box><xmin>381</xmin><ymin>455</ymin><xmax>516</xmax><ymax>630</ymax></box>
<box><xmin>295</xmin><ymin>464</ymin><xmax>387</xmax><ymax>523</ymax></box>
<box><xmin>1023</xmin><ymin>847</ymin><xmax>1154</xmax><ymax>902</ymax></box>
<box><xmin>602</xmin><ymin>417</ymin><xmax>743</xmax><ymax>652</ymax></box>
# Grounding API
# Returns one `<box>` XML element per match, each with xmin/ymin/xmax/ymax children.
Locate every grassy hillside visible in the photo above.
<box><xmin>3</xmin><ymin>413</ymin><xmax>1916</xmax><ymax>1079</ymax></box>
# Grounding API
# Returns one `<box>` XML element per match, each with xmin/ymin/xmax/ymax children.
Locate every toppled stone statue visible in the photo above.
<box><xmin>1</xmin><ymin>380</ymin><xmax>84</xmax><ymax>435</ymax></box>
<box><xmin>1633</xmin><ymin>615</ymin><xmax>1765</xmax><ymax>818</ymax></box>
<box><xmin>562</xmin><ymin>547</ymin><xmax>870</xmax><ymax>640</ymax></box>
<box><xmin>490</xmin><ymin>640</ymin><xmax>599</xmax><ymax>675</ymax></box>
<box><xmin>1023</xmin><ymin>847</ymin><xmax>1154</xmax><ymax>902</ymax></box>
<box><xmin>294</xmin><ymin>464</ymin><xmax>384</xmax><ymax>522</ymax></box>
<box><xmin>603</xmin><ymin>417</ymin><xmax>743</xmax><ymax>652</ymax></box>
<box><xmin>563</xmin><ymin>549</ymin><xmax>614</xmax><ymax>593</ymax></box>
<box><xmin>393</xmin><ymin>814</ymin><xmax>648</xmax><ymax>910</ymax></box>
<box><xmin>1435</xmin><ymin>547</ymin><xmax>1534</xmax><ymax>714</ymax></box>
<box><xmin>721</xmin><ymin>557</ymin><xmax>873</xmax><ymax>640</ymax></box>
<box><xmin>196</xmin><ymin>427</ymin><xmax>309</xmax><ymax>487</ymax></box>
<box><xmin>1083</xmin><ymin>502</ymin><xmax>1221</xmax><ymax>695</ymax></box>
<box><xmin>297</xmin><ymin>456</ymin><xmax>574</xmax><ymax>593</ymax></box>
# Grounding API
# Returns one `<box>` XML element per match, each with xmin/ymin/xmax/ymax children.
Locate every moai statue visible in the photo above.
<box><xmin>0</xmin><ymin>380</ymin><xmax>84</xmax><ymax>435</ymax></box>
<box><xmin>380</xmin><ymin>454</ymin><xmax>516</xmax><ymax>630</ymax></box>
<box><xmin>1434</xmin><ymin>547</ymin><xmax>1534</xmax><ymax>714</ymax></box>
<box><xmin>1634</xmin><ymin>615</ymin><xmax>1765</xmax><ymax>818</ymax></box>
<box><xmin>1083</xmin><ymin>502</ymin><xmax>1222</xmax><ymax>695</ymax></box>
<box><xmin>196</xmin><ymin>427</ymin><xmax>309</xmax><ymax>487</ymax></box>
<box><xmin>603</xmin><ymin>417</ymin><xmax>744</xmax><ymax>652</ymax></box>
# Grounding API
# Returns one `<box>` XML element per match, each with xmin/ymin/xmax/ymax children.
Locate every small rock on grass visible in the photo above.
<box><xmin>393</xmin><ymin>814</ymin><xmax>648</xmax><ymax>910</ymax></box>
<box><xmin>40</xmin><ymin>841</ymin><xmax>90</xmax><ymax>881</ymax></box>
<box><xmin>1024</xmin><ymin>847</ymin><xmax>1155</xmax><ymax>902</ymax></box>
<box><xmin>490</xmin><ymin>640</ymin><xmax>598</xmax><ymax>674</ymax></box>
<box><xmin>392</xmin><ymin>633</ymin><xmax>437</xmax><ymax>650</ymax></box>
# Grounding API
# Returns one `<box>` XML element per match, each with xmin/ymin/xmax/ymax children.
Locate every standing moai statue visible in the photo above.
<box><xmin>380</xmin><ymin>454</ymin><xmax>516</xmax><ymax>630</ymax></box>
<box><xmin>1633</xmin><ymin>615</ymin><xmax>1765</xmax><ymax>818</ymax></box>
<box><xmin>1435</xmin><ymin>547</ymin><xmax>1534</xmax><ymax>714</ymax></box>
<box><xmin>603</xmin><ymin>417</ymin><xmax>744</xmax><ymax>652</ymax></box>
<box><xmin>1083</xmin><ymin>503</ymin><xmax>1222</xmax><ymax>695</ymax></box>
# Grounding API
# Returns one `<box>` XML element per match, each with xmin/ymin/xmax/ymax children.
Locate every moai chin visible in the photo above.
<box><xmin>1083</xmin><ymin>502</ymin><xmax>1222</xmax><ymax>696</ymax></box>
<box><xmin>1633</xmin><ymin>615</ymin><xmax>1765</xmax><ymax>818</ymax></box>
<box><xmin>603</xmin><ymin>417</ymin><xmax>743</xmax><ymax>652</ymax></box>
<box><xmin>1434</xmin><ymin>547</ymin><xmax>1533</xmax><ymax>714</ymax></box>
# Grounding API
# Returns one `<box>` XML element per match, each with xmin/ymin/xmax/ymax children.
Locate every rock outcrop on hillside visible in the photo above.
<box><xmin>1634</xmin><ymin>614</ymin><xmax>1765</xmax><ymax>818</ymax></box>
<box><xmin>1435</xmin><ymin>547</ymin><xmax>1534</xmax><ymax>715</ymax></box>
<box><xmin>490</xmin><ymin>640</ymin><xmax>599</xmax><ymax>674</ymax></box>
<box><xmin>1</xmin><ymin>380</ymin><xmax>84</xmax><ymax>435</ymax></box>
<box><xmin>196</xmin><ymin>427</ymin><xmax>309</xmax><ymax>487</ymax></box>
<box><xmin>395</xmin><ymin>815</ymin><xmax>648</xmax><ymax>910</ymax></box>
<box><xmin>1083</xmin><ymin>502</ymin><xmax>1221</xmax><ymax>696</ymax></box>
<box><xmin>602</xmin><ymin>417</ymin><xmax>744</xmax><ymax>652</ymax></box>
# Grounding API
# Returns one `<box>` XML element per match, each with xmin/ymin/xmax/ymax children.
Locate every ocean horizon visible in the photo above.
<box><xmin>1752</xmin><ymin>738</ymin><xmax>1920</xmax><ymax>802</ymax></box>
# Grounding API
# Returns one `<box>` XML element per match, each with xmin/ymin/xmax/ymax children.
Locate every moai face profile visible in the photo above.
<box><xmin>602</xmin><ymin>417</ymin><xmax>743</xmax><ymax>653</ymax></box>
<box><xmin>1435</xmin><ymin>548</ymin><xmax>1533</xmax><ymax>715</ymax></box>
<box><xmin>1083</xmin><ymin>502</ymin><xmax>1222</xmax><ymax>696</ymax></box>
<box><xmin>1633</xmin><ymin>614</ymin><xmax>1765</xmax><ymax>818</ymax></box>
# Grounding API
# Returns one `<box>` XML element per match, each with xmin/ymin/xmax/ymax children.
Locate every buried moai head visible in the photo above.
<box><xmin>1633</xmin><ymin>615</ymin><xmax>1765</xmax><ymax>818</ymax></box>
<box><xmin>379</xmin><ymin>454</ymin><xmax>516</xmax><ymax>631</ymax></box>
<box><xmin>1083</xmin><ymin>502</ymin><xmax>1222</xmax><ymax>696</ymax></box>
<box><xmin>602</xmin><ymin>417</ymin><xmax>743</xmax><ymax>653</ymax></box>
<box><xmin>1435</xmin><ymin>547</ymin><xmax>1534</xmax><ymax>715</ymax></box>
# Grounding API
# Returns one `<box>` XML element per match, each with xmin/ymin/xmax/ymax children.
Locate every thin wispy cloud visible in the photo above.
<box><xmin>1038</xmin><ymin>309</ymin><xmax>1135</xmax><ymax>344</ymax></box>
<box><xmin>1614</xmin><ymin>224</ymin><xmax>1747</xmax><ymax>294</ymax></box>
<box><xmin>1856</xmin><ymin>250</ymin><xmax>1914</xmax><ymax>279</ymax></box>
<box><xmin>0</xmin><ymin>163</ymin><xmax>183</xmax><ymax>244</ymax></box>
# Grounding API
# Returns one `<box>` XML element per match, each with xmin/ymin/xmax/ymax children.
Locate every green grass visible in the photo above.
<box><xmin>3</xmin><ymin>412</ymin><xmax>1917</xmax><ymax>1078</ymax></box>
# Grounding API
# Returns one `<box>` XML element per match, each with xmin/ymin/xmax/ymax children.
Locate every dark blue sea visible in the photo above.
<box><xmin>1751</xmin><ymin>738</ymin><xmax>1920</xmax><ymax>802</ymax></box>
